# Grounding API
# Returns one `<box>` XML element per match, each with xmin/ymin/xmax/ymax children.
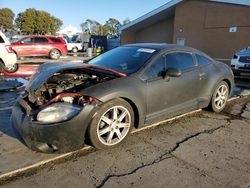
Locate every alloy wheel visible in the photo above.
<box><xmin>97</xmin><ymin>106</ymin><xmax>131</xmax><ymax>146</ymax></box>
<box><xmin>214</xmin><ymin>84</ymin><xmax>229</xmax><ymax>110</ymax></box>
<box><xmin>5</xmin><ymin>64</ymin><xmax>18</xmax><ymax>73</ymax></box>
<box><xmin>50</xmin><ymin>50</ymin><xmax>60</xmax><ymax>59</ymax></box>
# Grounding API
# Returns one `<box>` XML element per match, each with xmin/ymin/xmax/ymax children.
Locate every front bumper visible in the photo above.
<box><xmin>11</xmin><ymin>102</ymin><xmax>98</xmax><ymax>153</ymax></box>
<box><xmin>231</xmin><ymin>59</ymin><xmax>250</xmax><ymax>70</ymax></box>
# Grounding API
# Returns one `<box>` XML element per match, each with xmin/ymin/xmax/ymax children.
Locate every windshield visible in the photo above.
<box><xmin>71</xmin><ymin>35</ymin><xmax>80</xmax><ymax>42</ymax></box>
<box><xmin>88</xmin><ymin>46</ymin><xmax>157</xmax><ymax>75</ymax></box>
<box><xmin>10</xmin><ymin>36</ymin><xmax>26</xmax><ymax>43</ymax></box>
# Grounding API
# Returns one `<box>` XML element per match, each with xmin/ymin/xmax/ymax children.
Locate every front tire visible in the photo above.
<box><xmin>88</xmin><ymin>98</ymin><xmax>134</xmax><ymax>149</ymax></box>
<box><xmin>49</xmin><ymin>49</ymin><xmax>61</xmax><ymax>59</ymax></box>
<box><xmin>210</xmin><ymin>81</ymin><xmax>229</xmax><ymax>113</ymax></box>
<box><xmin>72</xmin><ymin>47</ymin><xmax>78</xmax><ymax>53</ymax></box>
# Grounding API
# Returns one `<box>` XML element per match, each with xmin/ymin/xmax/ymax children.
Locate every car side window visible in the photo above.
<box><xmin>50</xmin><ymin>37</ymin><xmax>62</xmax><ymax>43</ymax></box>
<box><xmin>34</xmin><ymin>37</ymin><xmax>48</xmax><ymax>43</ymax></box>
<box><xmin>23</xmin><ymin>37</ymin><xmax>33</xmax><ymax>44</ymax></box>
<box><xmin>142</xmin><ymin>56</ymin><xmax>165</xmax><ymax>80</ymax></box>
<box><xmin>196</xmin><ymin>54</ymin><xmax>212</xmax><ymax>66</ymax></box>
<box><xmin>165</xmin><ymin>52</ymin><xmax>194</xmax><ymax>71</ymax></box>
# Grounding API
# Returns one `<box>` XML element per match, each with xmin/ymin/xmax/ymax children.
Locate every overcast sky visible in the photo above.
<box><xmin>1</xmin><ymin>0</ymin><xmax>171</xmax><ymax>30</ymax></box>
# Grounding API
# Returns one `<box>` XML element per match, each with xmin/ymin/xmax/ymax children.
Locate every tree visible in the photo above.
<box><xmin>0</xmin><ymin>8</ymin><xmax>15</xmax><ymax>32</ymax></box>
<box><xmin>80</xmin><ymin>19</ymin><xmax>105</xmax><ymax>35</ymax></box>
<box><xmin>15</xmin><ymin>8</ymin><xmax>63</xmax><ymax>35</ymax></box>
<box><xmin>80</xmin><ymin>18</ymin><xmax>125</xmax><ymax>38</ymax></box>
<box><xmin>122</xmin><ymin>18</ymin><xmax>131</xmax><ymax>26</ymax></box>
<box><xmin>51</xmin><ymin>16</ymin><xmax>63</xmax><ymax>35</ymax></box>
<box><xmin>103</xmin><ymin>18</ymin><xmax>121</xmax><ymax>39</ymax></box>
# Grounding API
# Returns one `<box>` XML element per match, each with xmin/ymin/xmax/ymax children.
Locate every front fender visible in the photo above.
<box><xmin>80</xmin><ymin>76</ymin><xmax>147</xmax><ymax>128</ymax></box>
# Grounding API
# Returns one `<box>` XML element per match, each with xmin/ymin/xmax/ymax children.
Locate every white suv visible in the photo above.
<box><xmin>231</xmin><ymin>46</ymin><xmax>250</xmax><ymax>75</ymax></box>
<box><xmin>0</xmin><ymin>31</ymin><xmax>18</xmax><ymax>73</ymax></box>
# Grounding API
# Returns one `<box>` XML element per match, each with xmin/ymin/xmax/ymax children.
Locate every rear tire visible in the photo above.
<box><xmin>3</xmin><ymin>63</ymin><xmax>18</xmax><ymax>73</ymax></box>
<box><xmin>87</xmin><ymin>98</ymin><xmax>134</xmax><ymax>149</ymax></box>
<box><xmin>49</xmin><ymin>49</ymin><xmax>61</xmax><ymax>59</ymax></box>
<box><xmin>210</xmin><ymin>81</ymin><xmax>229</xmax><ymax>113</ymax></box>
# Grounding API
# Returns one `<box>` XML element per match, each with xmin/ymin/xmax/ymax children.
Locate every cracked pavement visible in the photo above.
<box><xmin>1</xmin><ymin>96</ymin><xmax>250</xmax><ymax>188</ymax></box>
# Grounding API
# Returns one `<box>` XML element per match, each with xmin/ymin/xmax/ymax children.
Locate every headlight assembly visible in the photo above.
<box><xmin>37</xmin><ymin>103</ymin><xmax>81</xmax><ymax>123</ymax></box>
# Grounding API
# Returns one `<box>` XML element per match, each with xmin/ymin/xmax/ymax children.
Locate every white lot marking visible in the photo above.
<box><xmin>0</xmin><ymin>106</ymin><xmax>13</xmax><ymax>111</ymax></box>
<box><xmin>0</xmin><ymin>93</ymin><xmax>250</xmax><ymax>181</ymax></box>
<box><xmin>0</xmin><ymin>100</ymin><xmax>15</xmax><ymax>104</ymax></box>
<box><xmin>228</xmin><ymin>96</ymin><xmax>240</xmax><ymax>102</ymax></box>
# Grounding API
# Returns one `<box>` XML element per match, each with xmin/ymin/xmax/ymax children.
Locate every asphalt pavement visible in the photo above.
<box><xmin>0</xmin><ymin>65</ymin><xmax>250</xmax><ymax>187</ymax></box>
<box><xmin>1</xmin><ymin>95</ymin><xmax>250</xmax><ymax>188</ymax></box>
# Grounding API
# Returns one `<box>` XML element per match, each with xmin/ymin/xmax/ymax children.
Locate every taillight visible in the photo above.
<box><xmin>5</xmin><ymin>45</ymin><xmax>14</xmax><ymax>53</ymax></box>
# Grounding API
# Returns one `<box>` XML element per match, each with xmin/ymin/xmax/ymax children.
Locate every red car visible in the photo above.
<box><xmin>11</xmin><ymin>36</ymin><xmax>68</xmax><ymax>59</ymax></box>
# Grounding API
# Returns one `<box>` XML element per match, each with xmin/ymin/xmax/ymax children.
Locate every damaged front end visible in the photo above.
<box><xmin>12</xmin><ymin>63</ymin><xmax>125</xmax><ymax>152</ymax></box>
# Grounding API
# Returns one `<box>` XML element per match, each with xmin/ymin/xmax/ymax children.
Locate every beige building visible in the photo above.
<box><xmin>120</xmin><ymin>0</ymin><xmax>250</xmax><ymax>59</ymax></box>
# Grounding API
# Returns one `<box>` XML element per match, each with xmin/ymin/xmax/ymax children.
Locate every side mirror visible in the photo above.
<box><xmin>162</xmin><ymin>68</ymin><xmax>182</xmax><ymax>81</ymax></box>
<box><xmin>20</xmin><ymin>41</ymin><xmax>24</xmax><ymax>44</ymax></box>
<box><xmin>166</xmin><ymin>68</ymin><xmax>182</xmax><ymax>77</ymax></box>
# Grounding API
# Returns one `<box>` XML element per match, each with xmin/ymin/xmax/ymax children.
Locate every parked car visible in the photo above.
<box><xmin>11</xmin><ymin>36</ymin><xmax>68</xmax><ymax>59</ymax></box>
<box><xmin>66</xmin><ymin>41</ymin><xmax>83</xmax><ymax>53</ymax></box>
<box><xmin>0</xmin><ymin>31</ymin><xmax>18</xmax><ymax>73</ymax></box>
<box><xmin>12</xmin><ymin>43</ymin><xmax>234</xmax><ymax>153</ymax></box>
<box><xmin>231</xmin><ymin>46</ymin><xmax>250</xmax><ymax>75</ymax></box>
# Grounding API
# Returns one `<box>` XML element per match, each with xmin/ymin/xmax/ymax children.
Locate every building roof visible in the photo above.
<box><xmin>120</xmin><ymin>0</ymin><xmax>250</xmax><ymax>32</ymax></box>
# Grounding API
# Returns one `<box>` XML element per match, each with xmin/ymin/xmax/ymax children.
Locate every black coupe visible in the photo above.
<box><xmin>11</xmin><ymin>43</ymin><xmax>234</xmax><ymax>153</ymax></box>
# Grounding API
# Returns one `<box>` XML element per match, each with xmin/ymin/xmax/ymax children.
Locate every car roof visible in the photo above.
<box><xmin>123</xmin><ymin>43</ymin><xmax>213</xmax><ymax>60</ymax></box>
<box><xmin>22</xmin><ymin>35</ymin><xmax>62</xmax><ymax>38</ymax></box>
<box><xmin>123</xmin><ymin>43</ymin><xmax>197</xmax><ymax>51</ymax></box>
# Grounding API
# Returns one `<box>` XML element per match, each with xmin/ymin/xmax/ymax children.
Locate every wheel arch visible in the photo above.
<box><xmin>0</xmin><ymin>58</ymin><xmax>4</xmax><ymax>66</ymax></box>
<box><xmin>120</xmin><ymin>97</ymin><xmax>140</xmax><ymax>129</ymax></box>
<box><xmin>49</xmin><ymin>48</ymin><xmax>62</xmax><ymax>55</ymax></box>
<box><xmin>222</xmin><ymin>79</ymin><xmax>232</xmax><ymax>95</ymax></box>
<box><xmin>210</xmin><ymin>77</ymin><xmax>232</xmax><ymax>101</ymax></box>
<box><xmin>0</xmin><ymin>58</ymin><xmax>5</xmax><ymax>71</ymax></box>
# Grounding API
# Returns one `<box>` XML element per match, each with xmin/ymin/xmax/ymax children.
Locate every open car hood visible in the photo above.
<box><xmin>26</xmin><ymin>62</ymin><xmax>126</xmax><ymax>92</ymax></box>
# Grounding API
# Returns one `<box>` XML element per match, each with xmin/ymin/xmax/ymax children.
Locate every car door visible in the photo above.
<box><xmin>14</xmin><ymin>37</ymin><xmax>34</xmax><ymax>56</ymax></box>
<box><xmin>143</xmin><ymin>51</ymin><xmax>200</xmax><ymax>121</ymax></box>
<box><xmin>33</xmin><ymin>37</ymin><xmax>50</xmax><ymax>55</ymax></box>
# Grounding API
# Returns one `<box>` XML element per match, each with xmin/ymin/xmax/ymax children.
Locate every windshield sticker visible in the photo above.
<box><xmin>137</xmin><ymin>48</ymin><xmax>156</xmax><ymax>53</ymax></box>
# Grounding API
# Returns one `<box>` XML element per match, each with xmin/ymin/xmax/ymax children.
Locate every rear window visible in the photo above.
<box><xmin>0</xmin><ymin>36</ymin><xmax>4</xmax><ymax>43</ymax></box>
<box><xmin>196</xmin><ymin>54</ymin><xmax>212</xmax><ymax>66</ymax></box>
<box><xmin>50</xmin><ymin>37</ymin><xmax>63</xmax><ymax>43</ymax></box>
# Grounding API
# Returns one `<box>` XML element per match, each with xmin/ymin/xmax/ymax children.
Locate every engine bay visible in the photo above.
<box><xmin>25</xmin><ymin>68</ymin><xmax>116</xmax><ymax>108</ymax></box>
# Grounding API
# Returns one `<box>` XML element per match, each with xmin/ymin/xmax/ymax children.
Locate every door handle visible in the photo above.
<box><xmin>199</xmin><ymin>72</ymin><xmax>205</xmax><ymax>80</ymax></box>
<box><xmin>199</xmin><ymin>72</ymin><xmax>205</xmax><ymax>77</ymax></box>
